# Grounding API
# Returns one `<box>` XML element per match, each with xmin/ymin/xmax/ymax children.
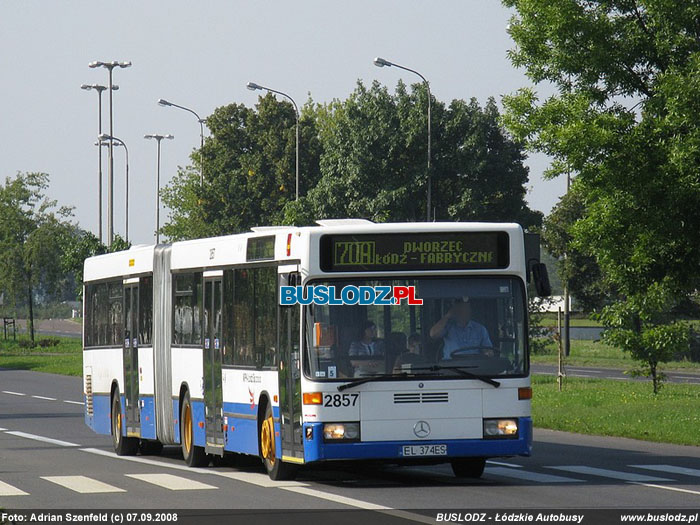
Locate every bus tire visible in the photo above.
<box><xmin>451</xmin><ymin>457</ymin><xmax>486</xmax><ymax>478</ymax></box>
<box><xmin>180</xmin><ymin>391</ymin><xmax>208</xmax><ymax>467</ymax></box>
<box><xmin>260</xmin><ymin>403</ymin><xmax>297</xmax><ymax>481</ymax></box>
<box><xmin>111</xmin><ymin>390</ymin><xmax>138</xmax><ymax>456</ymax></box>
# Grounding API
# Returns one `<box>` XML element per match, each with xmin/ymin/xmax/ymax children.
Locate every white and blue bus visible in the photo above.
<box><xmin>83</xmin><ymin>220</ymin><xmax>549</xmax><ymax>480</ymax></box>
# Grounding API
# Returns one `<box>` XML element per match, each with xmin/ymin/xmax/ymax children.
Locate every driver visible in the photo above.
<box><xmin>429</xmin><ymin>298</ymin><xmax>492</xmax><ymax>359</ymax></box>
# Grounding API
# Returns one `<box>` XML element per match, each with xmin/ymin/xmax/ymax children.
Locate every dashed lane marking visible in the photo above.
<box><xmin>32</xmin><ymin>395</ymin><xmax>57</xmax><ymax>401</ymax></box>
<box><xmin>548</xmin><ymin>466</ymin><xmax>672</xmax><ymax>482</ymax></box>
<box><xmin>631</xmin><ymin>465</ymin><xmax>700</xmax><ymax>478</ymax></box>
<box><xmin>486</xmin><ymin>467</ymin><xmax>581</xmax><ymax>483</ymax></box>
<box><xmin>2</xmin><ymin>391</ymin><xmax>26</xmax><ymax>396</ymax></box>
<box><xmin>215</xmin><ymin>471</ymin><xmax>306</xmax><ymax>487</ymax></box>
<box><xmin>629</xmin><ymin>482</ymin><xmax>700</xmax><ymax>496</ymax></box>
<box><xmin>5</xmin><ymin>430</ymin><xmax>80</xmax><ymax>447</ymax></box>
<box><xmin>486</xmin><ymin>460</ymin><xmax>523</xmax><ymax>468</ymax></box>
<box><xmin>126</xmin><ymin>473</ymin><xmax>217</xmax><ymax>491</ymax></box>
<box><xmin>0</xmin><ymin>479</ymin><xmax>29</xmax><ymax>496</ymax></box>
<box><xmin>64</xmin><ymin>400</ymin><xmax>85</xmax><ymax>405</ymax></box>
<box><xmin>42</xmin><ymin>475</ymin><xmax>125</xmax><ymax>494</ymax></box>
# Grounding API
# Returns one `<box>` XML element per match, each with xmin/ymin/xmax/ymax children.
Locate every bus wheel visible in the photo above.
<box><xmin>180</xmin><ymin>391</ymin><xmax>208</xmax><ymax>467</ymax></box>
<box><xmin>451</xmin><ymin>458</ymin><xmax>486</xmax><ymax>478</ymax></box>
<box><xmin>111</xmin><ymin>391</ymin><xmax>138</xmax><ymax>456</ymax></box>
<box><xmin>260</xmin><ymin>403</ymin><xmax>297</xmax><ymax>481</ymax></box>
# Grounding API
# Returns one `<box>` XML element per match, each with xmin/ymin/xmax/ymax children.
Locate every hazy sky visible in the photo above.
<box><xmin>0</xmin><ymin>1</ymin><xmax>564</xmax><ymax>246</ymax></box>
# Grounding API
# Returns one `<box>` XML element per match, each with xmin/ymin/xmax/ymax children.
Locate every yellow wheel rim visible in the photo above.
<box><xmin>115</xmin><ymin>403</ymin><xmax>121</xmax><ymax>437</ymax></box>
<box><xmin>183</xmin><ymin>403</ymin><xmax>192</xmax><ymax>454</ymax></box>
<box><xmin>260</xmin><ymin>414</ymin><xmax>275</xmax><ymax>466</ymax></box>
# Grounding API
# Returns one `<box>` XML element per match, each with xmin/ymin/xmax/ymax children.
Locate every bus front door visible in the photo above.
<box><xmin>279</xmin><ymin>272</ymin><xmax>303</xmax><ymax>462</ymax></box>
<box><xmin>203</xmin><ymin>277</ymin><xmax>224</xmax><ymax>455</ymax></box>
<box><xmin>123</xmin><ymin>283</ymin><xmax>140</xmax><ymax>437</ymax></box>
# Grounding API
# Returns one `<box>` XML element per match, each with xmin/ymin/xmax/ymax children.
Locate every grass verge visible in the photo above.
<box><xmin>532</xmin><ymin>375</ymin><xmax>700</xmax><ymax>446</ymax></box>
<box><xmin>531</xmin><ymin>339</ymin><xmax>700</xmax><ymax>371</ymax></box>
<box><xmin>0</xmin><ymin>336</ymin><xmax>82</xmax><ymax>376</ymax></box>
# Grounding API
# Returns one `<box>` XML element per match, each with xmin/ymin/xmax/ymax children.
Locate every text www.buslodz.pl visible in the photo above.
<box><xmin>280</xmin><ymin>285</ymin><xmax>424</xmax><ymax>306</ymax></box>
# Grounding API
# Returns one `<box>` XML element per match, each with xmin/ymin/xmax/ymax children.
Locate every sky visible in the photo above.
<box><xmin>0</xmin><ymin>1</ymin><xmax>565</xmax><ymax>246</ymax></box>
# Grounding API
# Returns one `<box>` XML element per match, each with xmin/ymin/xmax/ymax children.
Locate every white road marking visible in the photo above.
<box><xmin>281</xmin><ymin>486</ymin><xmax>435</xmax><ymax>524</ymax></box>
<box><xmin>81</xmin><ymin>448</ymin><xmax>426</xmax><ymax>520</ymax></box>
<box><xmin>2</xmin><ymin>391</ymin><xmax>26</xmax><ymax>396</ymax></box>
<box><xmin>548</xmin><ymin>466</ymin><xmax>671</xmax><ymax>482</ymax></box>
<box><xmin>215</xmin><ymin>471</ymin><xmax>305</xmax><ymax>487</ymax></box>
<box><xmin>81</xmin><ymin>447</ymin><xmax>306</xmax><ymax>486</ymax></box>
<box><xmin>32</xmin><ymin>395</ymin><xmax>57</xmax><ymax>401</ymax></box>
<box><xmin>486</xmin><ymin>467</ymin><xmax>581</xmax><ymax>483</ymax></box>
<box><xmin>0</xmin><ymin>479</ymin><xmax>29</xmax><ymax>496</ymax></box>
<box><xmin>0</xmin><ymin>427</ymin><xmax>7</xmax><ymax>431</ymax></box>
<box><xmin>126</xmin><ymin>473</ymin><xmax>217</xmax><ymax>491</ymax></box>
<box><xmin>629</xmin><ymin>482</ymin><xmax>700</xmax><ymax>496</ymax></box>
<box><xmin>5</xmin><ymin>430</ymin><xmax>79</xmax><ymax>447</ymax></box>
<box><xmin>279</xmin><ymin>486</ymin><xmax>388</xmax><ymax>509</ymax></box>
<box><xmin>42</xmin><ymin>475</ymin><xmax>125</xmax><ymax>494</ymax></box>
<box><xmin>64</xmin><ymin>400</ymin><xmax>84</xmax><ymax>405</ymax></box>
<box><xmin>486</xmin><ymin>460</ymin><xmax>523</xmax><ymax>468</ymax></box>
<box><xmin>631</xmin><ymin>465</ymin><xmax>700</xmax><ymax>478</ymax></box>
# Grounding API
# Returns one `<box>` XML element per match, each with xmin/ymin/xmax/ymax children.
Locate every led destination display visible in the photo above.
<box><xmin>320</xmin><ymin>231</ymin><xmax>510</xmax><ymax>272</ymax></box>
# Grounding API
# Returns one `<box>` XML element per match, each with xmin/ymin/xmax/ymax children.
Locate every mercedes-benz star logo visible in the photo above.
<box><xmin>413</xmin><ymin>420</ymin><xmax>431</xmax><ymax>438</ymax></box>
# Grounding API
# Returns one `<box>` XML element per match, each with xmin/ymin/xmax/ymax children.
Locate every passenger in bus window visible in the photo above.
<box><xmin>348</xmin><ymin>321</ymin><xmax>384</xmax><ymax>357</ymax></box>
<box><xmin>429</xmin><ymin>298</ymin><xmax>493</xmax><ymax>359</ymax></box>
<box><xmin>393</xmin><ymin>333</ymin><xmax>427</xmax><ymax>372</ymax></box>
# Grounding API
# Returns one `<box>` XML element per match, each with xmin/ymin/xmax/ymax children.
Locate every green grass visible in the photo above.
<box><xmin>0</xmin><ymin>336</ymin><xmax>82</xmax><ymax>376</ymax></box>
<box><xmin>532</xmin><ymin>375</ymin><xmax>700</xmax><ymax>446</ymax></box>
<box><xmin>540</xmin><ymin>315</ymin><xmax>602</xmax><ymax>328</ymax></box>
<box><xmin>531</xmin><ymin>339</ymin><xmax>700</xmax><ymax>371</ymax></box>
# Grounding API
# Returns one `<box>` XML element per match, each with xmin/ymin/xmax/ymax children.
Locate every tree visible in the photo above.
<box><xmin>0</xmin><ymin>173</ymin><xmax>73</xmax><ymax>342</ymax></box>
<box><xmin>286</xmin><ymin>81</ymin><xmax>542</xmax><ymax>228</ymax></box>
<box><xmin>542</xmin><ymin>182</ymin><xmax>611</xmax><ymax>312</ymax></box>
<box><xmin>60</xmin><ymin>228</ymin><xmax>130</xmax><ymax>298</ymax></box>
<box><xmin>502</xmin><ymin>0</ymin><xmax>700</xmax><ymax>389</ymax></box>
<box><xmin>160</xmin><ymin>95</ymin><xmax>322</xmax><ymax>240</ymax></box>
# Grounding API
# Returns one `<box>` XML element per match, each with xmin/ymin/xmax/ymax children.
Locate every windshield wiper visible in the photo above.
<box><xmin>410</xmin><ymin>365</ymin><xmax>501</xmax><ymax>388</ymax></box>
<box><xmin>337</xmin><ymin>374</ymin><xmax>402</xmax><ymax>392</ymax></box>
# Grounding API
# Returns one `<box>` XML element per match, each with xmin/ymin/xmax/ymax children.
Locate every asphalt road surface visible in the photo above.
<box><xmin>532</xmin><ymin>364</ymin><xmax>700</xmax><ymax>384</ymax></box>
<box><xmin>1</xmin><ymin>369</ymin><xmax>698</xmax><ymax>515</ymax></box>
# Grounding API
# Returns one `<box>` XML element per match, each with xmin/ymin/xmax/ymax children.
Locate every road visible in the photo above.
<box><xmin>1</xmin><ymin>369</ymin><xmax>699</xmax><ymax>517</ymax></box>
<box><xmin>13</xmin><ymin>319</ymin><xmax>82</xmax><ymax>339</ymax></box>
<box><xmin>532</xmin><ymin>364</ymin><xmax>700</xmax><ymax>384</ymax></box>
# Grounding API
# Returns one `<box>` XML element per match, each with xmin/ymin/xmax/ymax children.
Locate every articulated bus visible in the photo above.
<box><xmin>83</xmin><ymin>219</ymin><xmax>549</xmax><ymax>480</ymax></box>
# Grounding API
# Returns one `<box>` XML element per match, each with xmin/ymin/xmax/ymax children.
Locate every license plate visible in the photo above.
<box><xmin>401</xmin><ymin>444</ymin><xmax>447</xmax><ymax>457</ymax></box>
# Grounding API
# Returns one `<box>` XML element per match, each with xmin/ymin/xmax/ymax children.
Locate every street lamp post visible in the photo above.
<box><xmin>144</xmin><ymin>134</ymin><xmax>174</xmax><ymax>244</ymax></box>
<box><xmin>374</xmin><ymin>57</ymin><xmax>432</xmax><ymax>221</ymax></box>
<box><xmin>88</xmin><ymin>60</ymin><xmax>131</xmax><ymax>247</ymax></box>
<box><xmin>98</xmin><ymin>134</ymin><xmax>129</xmax><ymax>243</ymax></box>
<box><xmin>81</xmin><ymin>83</ymin><xmax>119</xmax><ymax>243</ymax></box>
<box><xmin>246</xmin><ymin>82</ymin><xmax>300</xmax><ymax>200</ymax></box>
<box><xmin>157</xmin><ymin>99</ymin><xmax>205</xmax><ymax>188</ymax></box>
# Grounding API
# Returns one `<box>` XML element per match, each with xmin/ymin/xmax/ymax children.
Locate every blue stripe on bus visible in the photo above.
<box><xmin>222</xmin><ymin>402</ymin><xmax>280</xmax><ymax>456</ymax></box>
<box><xmin>302</xmin><ymin>417</ymin><xmax>532</xmax><ymax>463</ymax></box>
<box><xmin>85</xmin><ymin>393</ymin><xmax>111</xmax><ymax>435</ymax></box>
<box><xmin>171</xmin><ymin>398</ymin><xmax>206</xmax><ymax>447</ymax></box>
<box><xmin>140</xmin><ymin>396</ymin><xmax>156</xmax><ymax>440</ymax></box>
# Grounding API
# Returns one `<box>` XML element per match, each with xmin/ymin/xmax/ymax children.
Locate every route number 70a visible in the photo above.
<box><xmin>323</xmin><ymin>393</ymin><xmax>359</xmax><ymax>407</ymax></box>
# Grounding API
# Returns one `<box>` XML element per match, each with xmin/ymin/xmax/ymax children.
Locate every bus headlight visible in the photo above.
<box><xmin>323</xmin><ymin>422</ymin><xmax>360</xmax><ymax>442</ymax></box>
<box><xmin>483</xmin><ymin>418</ymin><xmax>518</xmax><ymax>439</ymax></box>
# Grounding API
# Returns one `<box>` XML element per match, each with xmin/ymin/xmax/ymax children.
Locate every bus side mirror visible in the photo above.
<box><xmin>532</xmin><ymin>263</ymin><xmax>552</xmax><ymax>297</ymax></box>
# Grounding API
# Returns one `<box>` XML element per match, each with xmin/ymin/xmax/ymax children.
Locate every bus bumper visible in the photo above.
<box><xmin>302</xmin><ymin>417</ymin><xmax>532</xmax><ymax>463</ymax></box>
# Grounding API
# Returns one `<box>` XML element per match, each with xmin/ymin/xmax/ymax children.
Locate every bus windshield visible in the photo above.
<box><xmin>304</xmin><ymin>277</ymin><xmax>527</xmax><ymax>381</ymax></box>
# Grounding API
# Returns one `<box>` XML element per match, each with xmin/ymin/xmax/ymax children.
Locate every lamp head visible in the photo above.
<box><xmin>157</xmin><ymin>98</ymin><xmax>172</xmax><ymax>107</ymax></box>
<box><xmin>247</xmin><ymin>82</ymin><xmax>262</xmax><ymax>91</ymax></box>
<box><xmin>373</xmin><ymin>57</ymin><xmax>392</xmax><ymax>68</ymax></box>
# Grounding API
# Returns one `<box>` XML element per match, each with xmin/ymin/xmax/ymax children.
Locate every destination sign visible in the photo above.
<box><xmin>319</xmin><ymin>232</ymin><xmax>509</xmax><ymax>272</ymax></box>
